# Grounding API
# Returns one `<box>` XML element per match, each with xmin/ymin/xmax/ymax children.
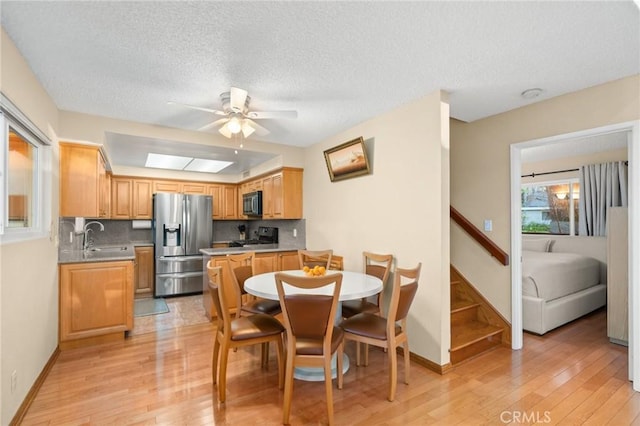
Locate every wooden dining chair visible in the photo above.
<box><xmin>275</xmin><ymin>271</ymin><xmax>344</xmax><ymax>425</ymax></box>
<box><xmin>339</xmin><ymin>263</ymin><xmax>421</xmax><ymax>402</ymax></box>
<box><xmin>342</xmin><ymin>251</ymin><xmax>393</xmax><ymax>318</ymax></box>
<box><xmin>297</xmin><ymin>249</ymin><xmax>333</xmax><ymax>270</ymax></box>
<box><xmin>207</xmin><ymin>261</ymin><xmax>285</xmax><ymax>403</ymax></box>
<box><xmin>228</xmin><ymin>251</ymin><xmax>281</xmax><ymax>317</ymax></box>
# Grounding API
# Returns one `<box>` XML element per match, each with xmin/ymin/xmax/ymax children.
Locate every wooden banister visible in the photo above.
<box><xmin>450</xmin><ymin>206</ymin><xmax>509</xmax><ymax>266</ymax></box>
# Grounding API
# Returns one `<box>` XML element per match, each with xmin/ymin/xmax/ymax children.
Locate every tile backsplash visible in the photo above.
<box><xmin>59</xmin><ymin>218</ymin><xmax>306</xmax><ymax>251</ymax></box>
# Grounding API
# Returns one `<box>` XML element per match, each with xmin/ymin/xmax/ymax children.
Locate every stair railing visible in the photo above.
<box><xmin>450</xmin><ymin>206</ymin><xmax>509</xmax><ymax>266</ymax></box>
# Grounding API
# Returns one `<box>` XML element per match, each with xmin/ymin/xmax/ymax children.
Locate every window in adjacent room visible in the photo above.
<box><xmin>0</xmin><ymin>95</ymin><xmax>51</xmax><ymax>243</ymax></box>
<box><xmin>521</xmin><ymin>179</ymin><xmax>579</xmax><ymax>235</ymax></box>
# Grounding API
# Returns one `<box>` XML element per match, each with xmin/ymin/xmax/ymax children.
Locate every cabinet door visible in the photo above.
<box><xmin>132</xmin><ymin>179</ymin><xmax>153</xmax><ymax>219</ymax></box>
<box><xmin>278</xmin><ymin>251</ymin><xmax>300</xmax><ymax>271</ymax></box>
<box><xmin>183</xmin><ymin>182</ymin><xmax>207</xmax><ymax>194</ymax></box>
<box><xmin>255</xmin><ymin>253</ymin><xmax>278</xmax><ymax>274</ymax></box>
<box><xmin>98</xmin><ymin>154</ymin><xmax>109</xmax><ymax>218</ymax></box>
<box><xmin>262</xmin><ymin>176</ymin><xmax>274</xmax><ymax>218</ymax></box>
<box><xmin>134</xmin><ymin>246</ymin><xmax>154</xmax><ymax>298</ymax></box>
<box><xmin>60</xmin><ymin>143</ymin><xmax>100</xmax><ymax>218</ymax></box>
<box><xmin>208</xmin><ymin>184</ymin><xmax>223</xmax><ymax>219</ymax></box>
<box><xmin>153</xmin><ymin>180</ymin><xmax>181</xmax><ymax>193</ymax></box>
<box><xmin>59</xmin><ymin>261</ymin><xmax>134</xmax><ymax>342</ymax></box>
<box><xmin>222</xmin><ymin>185</ymin><xmax>238</xmax><ymax>219</ymax></box>
<box><xmin>111</xmin><ymin>178</ymin><xmax>132</xmax><ymax>219</ymax></box>
<box><xmin>271</xmin><ymin>173</ymin><xmax>284</xmax><ymax>218</ymax></box>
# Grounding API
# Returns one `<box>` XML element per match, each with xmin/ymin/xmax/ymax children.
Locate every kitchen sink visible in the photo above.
<box><xmin>87</xmin><ymin>246</ymin><xmax>129</xmax><ymax>252</ymax></box>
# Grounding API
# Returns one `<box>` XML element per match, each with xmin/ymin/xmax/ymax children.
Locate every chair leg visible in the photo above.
<box><xmin>337</xmin><ymin>344</ymin><xmax>344</xmax><ymax>390</ymax></box>
<box><xmin>355</xmin><ymin>341</ymin><xmax>361</xmax><ymax>366</ymax></box>
<box><xmin>324</xmin><ymin>353</ymin><xmax>335</xmax><ymax>425</ymax></box>
<box><xmin>261</xmin><ymin>342</ymin><xmax>270</xmax><ymax>367</ymax></box>
<box><xmin>219</xmin><ymin>347</ymin><xmax>229</xmax><ymax>403</ymax></box>
<box><xmin>212</xmin><ymin>337</ymin><xmax>220</xmax><ymax>386</ymax></box>
<box><xmin>282</xmin><ymin>353</ymin><xmax>295</xmax><ymax>425</ymax></box>
<box><xmin>403</xmin><ymin>341</ymin><xmax>410</xmax><ymax>385</ymax></box>
<box><xmin>388</xmin><ymin>343</ymin><xmax>397</xmax><ymax>402</ymax></box>
<box><xmin>364</xmin><ymin>343</ymin><xmax>369</xmax><ymax>366</ymax></box>
<box><xmin>275</xmin><ymin>336</ymin><xmax>285</xmax><ymax>390</ymax></box>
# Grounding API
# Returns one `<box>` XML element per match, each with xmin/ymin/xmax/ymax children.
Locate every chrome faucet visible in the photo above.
<box><xmin>83</xmin><ymin>221</ymin><xmax>105</xmax><ymax>251</ymax></box>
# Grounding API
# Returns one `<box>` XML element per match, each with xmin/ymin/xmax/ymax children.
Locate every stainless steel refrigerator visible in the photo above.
<box><xmin>153</xmin><ymin>193</ymin><xmax>212</xmax><ymax>297</ymax></box>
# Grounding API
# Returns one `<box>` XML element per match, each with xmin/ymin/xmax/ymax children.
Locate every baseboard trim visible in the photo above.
<box><xmin>10</xmin><ymin>346</ymin><xmax>60</xmax><ymax>426</ymax></box>
<box><xmin>392</xmin><ymin>347</ymin><xmax>453</xmax><ymax>375</ymax></box>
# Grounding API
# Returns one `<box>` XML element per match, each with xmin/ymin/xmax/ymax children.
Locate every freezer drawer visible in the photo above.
<box><xmin>156</xmin><ymin>255</ymin><xmax>203</xmax><ymax>274</ymax></box>
<box><xmin>155</xmin><ymin>271</ymin><xmax>203</xmax><ymax>296</ymax></box>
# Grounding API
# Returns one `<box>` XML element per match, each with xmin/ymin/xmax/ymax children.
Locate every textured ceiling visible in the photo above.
<box><xmin>1</xmin><ymin>1</ymin><xmax>639</xmax><ymax>158</ymax></box>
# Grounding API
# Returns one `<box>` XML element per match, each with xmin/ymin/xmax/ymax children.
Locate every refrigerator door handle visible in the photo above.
<box><xmin>183</xmin><ymin>196</ymin><xmax>189</xmax><ymax>252</ymax></box>
<box><xmin>156</xmin><ymin>255</ymin><xmax>203</xmax><ymax>262</ymax></box>
<box><xmin>156</xmin><ymin>271</ymin><xmax>203</xmax><ymax>279</ymax></box>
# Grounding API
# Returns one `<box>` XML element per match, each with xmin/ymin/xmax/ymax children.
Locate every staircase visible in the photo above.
<box><xmin>450</xmin><ymin>266</ymin><xmax>510</xmax><ymax>365</ymax></box>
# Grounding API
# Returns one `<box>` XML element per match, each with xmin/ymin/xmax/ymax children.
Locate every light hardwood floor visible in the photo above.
<box><xmin>19</xmin><ymin>308</ymin><xmax>638</xmax><ymax>425</ymax></box>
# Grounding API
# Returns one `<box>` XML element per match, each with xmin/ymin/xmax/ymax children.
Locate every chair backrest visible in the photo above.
<box><xmin>386</xmin><ymin>263</ymin><xmax>421</xmax><ymax>334</ymax></box>
<box><xmin>275</xmin><ymin>272</ymin><xmax>342</xmax><ymax>352</ymax></box>
<box><xmin>363</xmin><ymin>251</ymin><xmax>393</xmax><ymax>308</ymax></box>
<box><xmin>329</xmin><ymin>255</ymin><xmax>344</xmax><ymax>271</ymax></box>
<box><xmin>207</xmin><ymin>262</ymin><xmax>230</xmax><ymax>334</ymax></box>
<box><xmin>297</xmin><ymin>249</ymin><xmax>333</xmax><ymax>270</ymax></box>
<box><xmin>227</xmin><ymin>251</ymin><xmax>256</xmax><ymax>300</ymax></box>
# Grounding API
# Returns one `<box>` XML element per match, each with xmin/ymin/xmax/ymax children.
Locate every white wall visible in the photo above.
<box><xmin>0</xmin><ymin>28</ymin><xmax>60</xmax><ymax>425</ymax></box>
<box><xmin>303</xmin><ymin>91</ymin><xmax>451</xmax><ymax>364</ymax></box>
<box><xmin>451</xmin><ymin>75</ymin><xmax>640</xmax><ymax>320</ymax></box>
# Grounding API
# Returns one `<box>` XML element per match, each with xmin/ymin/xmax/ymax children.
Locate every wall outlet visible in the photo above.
<box><xmin>293</xmin><ymin>229</ymin><xmax>297</xmax><ymax>238</ymax></box>
<box><xmin>11</xmin><ymin>370</ymin><xmax>17</xmax><ymax>393</ymax></box>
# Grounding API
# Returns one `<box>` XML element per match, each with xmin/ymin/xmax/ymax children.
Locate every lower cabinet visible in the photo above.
<box><xmin>59</xmin><ymin>260</ymin><xmax>134</xmax><ymax>348</ymax></box>
<box><xmin>134</xmin><ymin>246</ymin><xmax>154</xmax><ymax>298</ymax></box>
<box><xmin>278</xmin><ymin>251</ymin><xmax>300</xmax><ymax>271</ymax></box>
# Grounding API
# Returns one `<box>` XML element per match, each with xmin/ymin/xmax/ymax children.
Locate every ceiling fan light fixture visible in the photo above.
<box><xmin>241</xmin><ymin>121</ymin><xmax>255</xmax><ymax>138</ymax></box>
<box><xmin>226</xmin><ymin>115</ymin><xmax>242</xmax><ymax>134</ymax></box>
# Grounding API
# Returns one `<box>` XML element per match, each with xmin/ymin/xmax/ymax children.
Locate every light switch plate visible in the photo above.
<box><xmin>484</xmin><ymin>219</ymin><xmax>493</xmax><ymax>232</ymax></box>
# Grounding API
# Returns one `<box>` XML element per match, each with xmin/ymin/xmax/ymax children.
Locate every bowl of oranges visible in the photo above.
<box><xmin>303</xmin><ymin>265</ymin><xmax>326</xmax><ymax>277</ymax></box>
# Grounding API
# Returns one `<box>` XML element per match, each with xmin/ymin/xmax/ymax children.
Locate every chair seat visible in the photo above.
<box><xmin>242</xmin><ymin>298</ymin><xmax>282</xmax><ymax>316</ymax></box>
<box><xmin>295</xmin><ymin>327</ymin><xmax>344</xmax><ymax>355</ymax></box>
<box><xmin>341</xmin><ymin>299</ymin><xmax>379</xmax><ymax>318</ymax></box>
<box><xmin>231</xmin><ymin>314</ymin><xmax>285</xmax><ymax>341</ymax></box>
<box><xmin>340</xmin><ymin>313</ymin><xmax>400</xmax><ymax>340</ymax></box>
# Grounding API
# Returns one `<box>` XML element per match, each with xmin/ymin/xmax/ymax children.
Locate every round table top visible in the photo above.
<box><xmin>244</xmin><ymin>270</ymin><xmax>383</xmax><ymax>301</ymax></box>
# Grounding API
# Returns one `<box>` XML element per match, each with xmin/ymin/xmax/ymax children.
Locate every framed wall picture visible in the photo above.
<box><xmin>323</xmin><ymin>137</ymin><xmax>371</xmax><ymax>182</ymax></box>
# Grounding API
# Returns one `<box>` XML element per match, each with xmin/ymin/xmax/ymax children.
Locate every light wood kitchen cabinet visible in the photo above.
<box><xmin>153</xmin><ymin>180</ymin><xmax>182</xmax><ymax>193</ymax></box>
<box><xmin>238</xmin><ymin>168</ymin><xmax>303</xmax><ymax>220</ymax></box>
<box><xmin>110</xmin><ymin>178</ymin><xmax>153</xmax><ymax>219</ymax></box>
<box><xmin>208</xmin><ymin>184</ymin><xmax>238</xmax><ymax>219</ymax></box>
<box><xmin>134</xmin><ymin>246</ymin><xmax>155</xmax><ymax>298</ymax></box>
<box><xmin>60</xmin><ymin>142</ymin><xmax>110</xmax><ymax>218</ymax></box>
<box><xmin>182</xmin><ymin>182</ymin><xmax>208</xmax><ymax>194</ymax></box>
<box><xmin>278</xmin><ymin>251</ymin><xmax>300</xmax><ymax>270</ymax></box>
<box><xmin>132</xmin><ymin>179</ymin><xmax>153</xmax><ymax>218</ymax></box>
<box><xmin>255</xmin><ymin>252</ymin><xmax>278</xmax><ymax>274</ymax></box>
<box><xmin>59</xmin><ymin>260</ymin><xmax>134</xmax><ymax>347</ymax></box>
<box><xmin>111</xmin><ymin>177</ymin><xmax>132</xmax><ymax>219</ymax></box>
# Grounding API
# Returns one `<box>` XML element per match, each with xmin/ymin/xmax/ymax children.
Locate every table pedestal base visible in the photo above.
<box><xmin>293</xmin><ymin>353</ymin><xmax>350</xmax><ymax>381</ymax></box>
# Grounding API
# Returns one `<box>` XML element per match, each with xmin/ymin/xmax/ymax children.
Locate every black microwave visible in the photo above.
<box><xmin>242</xmin><ymin>191</ymin><xmax>262</xmax><ymax>216</ymax></box>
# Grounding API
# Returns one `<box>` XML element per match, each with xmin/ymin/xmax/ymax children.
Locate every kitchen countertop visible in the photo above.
<box><xmin>201</xmin><ymin>244</ymin><xmax>303</xmax><ymax>256</ymax></box>
<box><xmin>58</xmin><ymin>244</ymin><xmax>136</xmax><ymax>264</ymax></box>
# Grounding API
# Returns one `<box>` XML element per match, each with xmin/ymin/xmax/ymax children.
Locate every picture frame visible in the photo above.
<box><xmin>323</xmin><ymin>137</ymin><xmax>371</xmax><ymax>182</ymax></box>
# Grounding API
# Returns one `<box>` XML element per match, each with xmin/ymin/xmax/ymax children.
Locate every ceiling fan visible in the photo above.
<box><xmin>169</xmin><ymin>87</ymin><xmax>297</xmax><ymax>139</ymax></box>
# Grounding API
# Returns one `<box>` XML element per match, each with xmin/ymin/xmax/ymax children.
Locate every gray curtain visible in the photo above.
<box><xmin>578</xmin><ymin>161</ymin><xmax>628</xmax><ymax>236</ymax></box>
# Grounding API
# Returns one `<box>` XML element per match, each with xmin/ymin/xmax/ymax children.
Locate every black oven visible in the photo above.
<box><xmin>242</xmin><ymin>191</ymin><xmax>262</xmax><ymax>216</ymax></box>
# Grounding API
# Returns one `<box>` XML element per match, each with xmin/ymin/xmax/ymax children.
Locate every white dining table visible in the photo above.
<box><xmin>244</xmin><ymin>269</ymin><xmax>383</xmax><ymax>381</ymax></box>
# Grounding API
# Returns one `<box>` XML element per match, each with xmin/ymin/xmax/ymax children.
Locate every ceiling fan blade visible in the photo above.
<box><xmin>247</xmin><ymin>110</ymin><xmax>298</xmax><ymax>119</ymax></box>
<box><xmin>168</xmin><ymin>101</ymin><xmax>227</xmax><ymax>116</ymax></box>
<box><xmin>229</xmin><ymin>87</ymin><xmax>248</xmax><ymax>112</ymax></box>
<box><xmin>245</xmin><ymin>118</ymin><xmax>270</xmax><ymax>136</ymax></box>
<box><xmin>198</xmin><ymin>118</ymin><xmax>228</xmax><ymax>132</ymax></box>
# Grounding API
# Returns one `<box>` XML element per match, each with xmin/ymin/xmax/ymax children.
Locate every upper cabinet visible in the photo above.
<box><xmin>60</xmin><ymin>142</ymin><xmax>110</xmax><ymax>218</ymax></box>
<box><xmin>239</xmin><ymin>168</ymin><xmax>303</xmax><ymax>220</ymax></box>
<box><xmin>111</xmin><ymin>178</ymin><xmax>153</xmax><ymax>219</ymax></box>
<box><xmin>208</xmin><ymin>184</ymin><xmax>237</xmax><ymax>220</ymax></box>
